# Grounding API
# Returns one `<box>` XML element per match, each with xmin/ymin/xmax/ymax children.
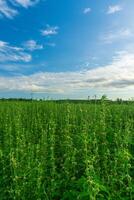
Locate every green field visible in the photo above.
<box><xmin>0</xmin><ymin>100</ymin><xmax>134</xmax><ymax>200</ymax></box>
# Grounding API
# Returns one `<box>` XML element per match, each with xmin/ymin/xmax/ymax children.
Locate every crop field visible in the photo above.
<box><xmin>0</xmin><ymin>100</ymin><xmax>134</xmax><ymax>200</ymax></box>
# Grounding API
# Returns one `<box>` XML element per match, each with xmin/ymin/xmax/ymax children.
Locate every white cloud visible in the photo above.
<box><xmin>23</xmin><ymin>40</ymin><xmax>43</xmax><ymax>51</ymax></box>
<box><xmin>45</xmin><ymin>42</ymin><xmax>56</xmax><ymax>47</ymax></box>
<box><xmin>0</xmin><ymin>0</ymin><xmax>40</xmax><ymax>19</ymax></box>
<box><xmin>107</xmin><ymin>5</ymin><xmax>122</xmax><ymax>14</ymax></box>
<box><xmin>0</xmin><ymin>52</ymin><xmax>134</xmax><ymax>93</ymax></box>
<box><xmin>0</xmin><ymin>0</ymin><xmax>18</xmax><ymax>19</ymax></box>
<box><xmin>13</xmin><ymin>0</ymin><xmax>39</xmax><ymax>8</ymax></box>
<box><xmin>83</xmin><ymin>7</ymin><xmax>91</xmax><ymax>14</ymax></box>
<box><xmin>0</xmin><ymin>40</ymin><xmax>31</xmax><ymax>62</ymax></box>
<box><xmin>41</xmin><ymin>25</ymin><xmax>59</xmax><ymax>36</ymax></box>
<box><xmin>100</xmin><ymin>28</ymin><xmax>133</xmax><ymax>44</ymax></box>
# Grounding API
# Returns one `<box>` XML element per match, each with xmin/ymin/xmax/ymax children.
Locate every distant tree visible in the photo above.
<box><xmin>116</xmin><ymin>98</ymin><xmax>123</xmax><ymax>104</ymax></box>
<box><xmin>101</xmin><ymin>94</ymin><xmax>108</xmax><ymax>101</ymax></box>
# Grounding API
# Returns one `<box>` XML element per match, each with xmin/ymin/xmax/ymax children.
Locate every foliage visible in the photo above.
<box><xmin>0</xmin><ymin>100</ymin><xmax>134</xmax><ymax>199</ymax></box>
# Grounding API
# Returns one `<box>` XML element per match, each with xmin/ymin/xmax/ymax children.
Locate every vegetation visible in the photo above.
<box><xmin>0</xmin><ymin>100</ymin><xmax>134</xmax><ymax>199</ymax></box>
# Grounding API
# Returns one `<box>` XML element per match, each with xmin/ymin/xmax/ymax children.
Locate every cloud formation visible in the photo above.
<box><xmin>41</xmin><ymin>25</ymin><xmax>59</xmax><ymax>36</ymax></box>
<box><xmin>83</xmin><ymin>7</ymin><xmax>91</xmax><ymax>14</ymax></box>
<box><xmin>13</xmin><ymin>0</ymin><xmax>39</xmax><ymax>8</ymax></box>
<box><xmin>0</xmin><ymin>52</ymin><xmax>134</xmax><ymax>94</ymax></box>
<box><xmin>0</xmin><ymin>0</ymin><xmax>39</xmax><ymax>18</ymax></box>
<box><xmin>0</xmin><ymin>0</ymin><xmax>18</xmax><ymax>19</ymax></box>
<box><xmin>23</xmin><ymin>40</ymin><xmax>43</xmax><ymax>51</ymax></box>
<box><xmin>100</xmin><ymin>28</ymin><xmax>133</xmax><ymax>44</ymax></box>
<box><xmin>0</xmin><ymin>40</ymin><xmax>32</xmax><ymax>62</ymax></box>
<box><xmin>107</xmin><ymin>5</ymin><xmax>122</xmax><ymax>14</ymax></box>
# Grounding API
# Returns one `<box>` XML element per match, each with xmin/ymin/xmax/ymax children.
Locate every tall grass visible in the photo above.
<box><xmin>0</xmin><ymin>100</ymin><xmax>133</xmax><ymax>199</ymax></box>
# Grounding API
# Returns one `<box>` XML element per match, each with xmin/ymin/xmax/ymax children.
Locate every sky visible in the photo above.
<box><xmin>0</xmin><ymin>0</ymin><xmax>134</xmax><ymax>99</ymax></box>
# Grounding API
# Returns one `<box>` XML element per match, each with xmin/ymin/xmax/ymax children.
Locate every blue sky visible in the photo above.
<box><xmin>0</xmin><ymin>0</ymin><xmax>134</xmax><ymax>99</ymax></box>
